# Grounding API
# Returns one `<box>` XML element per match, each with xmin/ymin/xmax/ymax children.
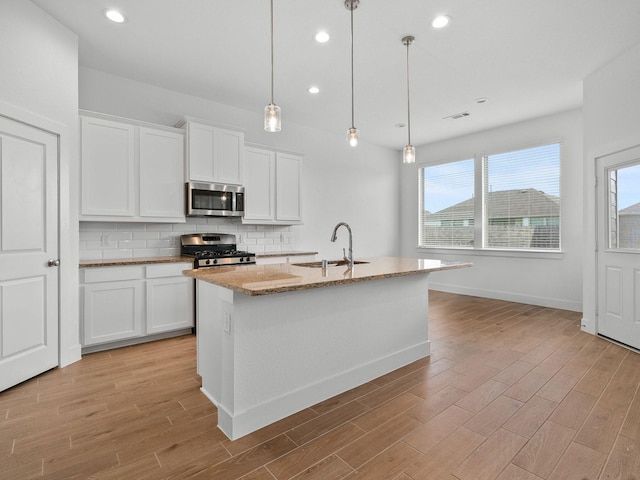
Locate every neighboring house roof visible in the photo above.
<box><xmin>620</xmin><ymin>202</ymin><xmax>640</xmax><ymax>215</ymax></box>
<box><xmin>426</xmin><ymin>188</ymin><xmax>560</xmax><ymax>220</ymax></box>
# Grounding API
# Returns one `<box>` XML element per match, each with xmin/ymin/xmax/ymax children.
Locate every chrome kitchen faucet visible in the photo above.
<box><xmin>330</xmin><ymin>222</ymin><xmax>353</xmax><ymax>268</ymax></box>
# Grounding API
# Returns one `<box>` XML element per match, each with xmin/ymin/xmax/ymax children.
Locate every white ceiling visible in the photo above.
<box><xmin>32</xmin><ymin>0</ymin><xmax>640</xmax><ymax>149</ymax></box>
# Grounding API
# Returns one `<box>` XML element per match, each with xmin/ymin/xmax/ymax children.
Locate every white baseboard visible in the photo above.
<box><xmin>215</xmin><ymin>342</ymin><xmax>430</xmax><ymax>441</ymax></box>
<box><xmin>81</xmin><ymin>329</ymin><xmax>193</xmax><ymax>354</ymax></box>
<box><xmin>200</xmin><ymin>386</ymin><xmax>218</xmax><ymax>407</ymax></box>
<box><xmin>429</xmin><ymin>282</ymin><xmax>583</xmax><ymax>312</ymax></box>
<box><xmin>60</xmin><ymin>343</ymin><xmax>82</xmax><ymax>367</ymax></box>
<box><xmin>580</xmin><ymin>315</ymin><xmax>596</xmax><ymax>335</ymax></box>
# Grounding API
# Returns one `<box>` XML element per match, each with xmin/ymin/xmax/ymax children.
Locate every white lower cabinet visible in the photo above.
<box><xmin>81</xmin><ymin>263</ymin><xmax>194</xmax><ymax>350</ymax></box>
<box><xmin>146</xmin><ymin>275</ymin><xmax>194</xmax><ymax>334</ymax></box>
<box><xmin>83</xmin><ymin>279</ymin><xmax>144</xmax><ymax>346</ymax></box>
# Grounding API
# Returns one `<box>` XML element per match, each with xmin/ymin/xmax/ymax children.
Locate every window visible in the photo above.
<box><xmin>608</xmin><ymin>162</ymin><xmax>640</xmax><ymax>249</ymax></box>
<box><xmin>484</xmin><ymin>143</ymin><xmax>560</xmax><ymax>249</ymax></box>
<box><xmin>419</xmin><ymin>142</ymin><xmax>561</xmax><ymax>251</ymax></box>
<box><xmin>420</xmin><ymin>158</ymin><xmax>474</xmax><ymax>247</ymax></box>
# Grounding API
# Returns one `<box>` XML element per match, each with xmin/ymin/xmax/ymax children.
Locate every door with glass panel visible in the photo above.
<box><xmin>596</xmin><ymin>146</ymin><xmax>640</xmax><ymax>350</ymax></box>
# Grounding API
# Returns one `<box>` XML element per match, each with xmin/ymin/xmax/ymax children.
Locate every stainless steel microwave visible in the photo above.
<box><xmin>186</xmin><ymin>182</ymin><xmax>244</xmax><ymax>217</ymax></box>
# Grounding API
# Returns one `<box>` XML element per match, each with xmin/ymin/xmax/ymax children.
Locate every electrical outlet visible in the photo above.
<box><xmin>101</xmin><ymin>234</ymin><xmax>111</xmax><ymax>247</ymax></box>
<box><xmin>280</xmin><ymin>232</ymin><xmax>285</xmax><ymax>243</ymax></box>
<box><xmin>224</xmin><ymin>313</ymin><xmax>231</xmax><ymax>334</ymax></box>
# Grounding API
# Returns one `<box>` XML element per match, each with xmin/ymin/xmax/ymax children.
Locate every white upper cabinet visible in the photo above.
<box><xmin>217</xmin><ymin>128</ymin><xmax>244</xmax><ymax>184</ymax></box>
<box><xmin>139</xmin><ymin>127</ymin><xmax>185</xmax><ymax>219</ymax></box>
<box><xmin>244</xmin><ymin>147</ymin><xmax>275</xmax><ymax>222</ymax></box>
<box><xmin>243</xmin><ymin>145</ymin><xmax>303</xmax><ymax>225</ymax></box>
<box><xmin>177</xmin><ymin>117</ymin><xmax>244</xmax><ymax>185</ymax></box>
<box><xmin>81</xmin><ymin>116</ymin><xmax>136</xmax><ymax>217</ymax></box>
<box><xmin>276</xmin><ymin>152</ymin><xmax>303</xmax><ymax>223</ymax></box>
<box><xmin>80</xmin><ymin>111</ymin><xmax>185</xmax><ymax>223</ymax></box>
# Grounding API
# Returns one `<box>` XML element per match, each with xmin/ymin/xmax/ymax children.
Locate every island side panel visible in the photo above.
<box><xmin>200</xmin><ymin>273</ymin><xmax>431</xmax><ymax>440</ymax></box>
<box><xmin>196</xmin><ymin>280</ymin><xmax>232</xmax><ymax>408</ymax></box>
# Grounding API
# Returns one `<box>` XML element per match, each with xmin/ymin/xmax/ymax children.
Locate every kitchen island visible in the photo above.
<box><xmin>184</xmin><ymin>257</ymin><xmax>471</xmax><ymax>440</ymax></box>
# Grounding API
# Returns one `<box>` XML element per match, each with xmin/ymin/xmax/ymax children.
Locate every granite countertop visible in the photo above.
<box><xmin>183</xmin><ymin>256</ymin><xmax>472</xmax><ymax>296</ymax></box>
<box><xmin>257</xmin><ymin>251</ymin><xmax>318</xmax><ymax>258</ymax></box>
<box><xmin>79</xmin><ymin>251</ymin><xmax>317</xmax><ymax>268</ymax></box>
<box><xmin>79</xmin><ymin>256</ymin><xmax>194</xmax><ymax>268</ymax></box>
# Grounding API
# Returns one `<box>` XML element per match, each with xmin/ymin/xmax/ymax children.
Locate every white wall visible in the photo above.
<box><xmin>0</xmin><ymin>0</ymin><xmax>80</xmax><ymax>366</ymax></box>
<box><xmin>400</xmin><ymin>109</ymin><xmax>584</xmax><ymax>311</ymax></box>
<box><xmin>582</xmin><ymin>42</ymin><xmax>640</xmax><ymax>334</ymax></box>
<box><xmin>78</xmin><ymin>67</ymin><xmax>400</xmax><ymax>261</ymax></box>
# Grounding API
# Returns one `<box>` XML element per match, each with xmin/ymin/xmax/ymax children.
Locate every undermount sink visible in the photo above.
<box><xmin>293</xmin><ymin>260</ymin><xmax>370</xmax><ymax>268</ymax></box>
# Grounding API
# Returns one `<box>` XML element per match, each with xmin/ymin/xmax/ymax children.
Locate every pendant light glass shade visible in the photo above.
<box><xmin>264</xmin><ymin>0</ymin><xmax>281</xmax><ymax>133</ymax></box>
<box><xmin>403</xmin><ymin>144</ymin><xmax>415</xmax><ymax>164</ymax></box>
<box><xmin>402</xmin><ymin>35</ymin><xmax>415</xmax><ymax>164</ymax></box>
<box><xmin>347</xmin><ymin>127</ymin><xmax>359</xmax><ymax>147</ymax></box>
<box><xmin>346</xmin><ymin>0</ymin><xmax>359</xmax><ymax>147</ymax></box>
<box><xmin>264</xmin><ymin>103</ymin><xmax>281</xmax><ymax>133</ymax></box>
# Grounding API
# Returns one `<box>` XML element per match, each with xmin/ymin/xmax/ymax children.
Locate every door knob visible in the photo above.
<box><xmin>47</xmin><ymin>259</ymin><xmax>60</xmax><ymax>267</ymax></box>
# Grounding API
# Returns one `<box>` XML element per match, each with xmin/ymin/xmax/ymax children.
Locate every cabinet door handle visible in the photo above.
<box><xmin>47</xmin><ymin>259</ymin><xmax>61</xmax><ymax>267</ymax></box>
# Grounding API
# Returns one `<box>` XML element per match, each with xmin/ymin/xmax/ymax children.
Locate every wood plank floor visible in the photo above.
<box><xmin>2</xmin><ymin>291</ymin><xmax>639</xmax><ymax>479</ymax></box>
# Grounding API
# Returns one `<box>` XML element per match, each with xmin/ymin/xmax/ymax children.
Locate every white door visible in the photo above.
<box><xmin>596</xmin><ymin>145</ymin><xmax>640</xmax><ymax>350</ymax></box>
<box><xmin>0</xmin><ymin>115</ymin><xmax>59</xmax><ymax>391</ymax></box>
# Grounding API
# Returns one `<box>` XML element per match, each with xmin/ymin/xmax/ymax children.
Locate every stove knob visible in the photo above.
<box><xmin>213</xmin><ymin>259</ymin><xmax>218</xmax><ymax>264</ymax></box>
<box><xmin>240</xmin><ymin>257</ymin><xmax>244</xmax><ymax>262</ymax></box>
<box><xmin>245</xmin><ymin>257</ymin><xmax>252</xmax><ymax>263</ymax></box>
<box><xmin>205</xmin><ymin>259</ymin><xmax>211</xmax><ymax>265</ymax></box>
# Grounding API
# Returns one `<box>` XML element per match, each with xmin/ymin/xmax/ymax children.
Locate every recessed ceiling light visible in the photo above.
<box><xmin>105</xmin><ymin>9</ymin><xmax>126</xmax><ymax>23</ymax></box>
<box><xmin>395</xmin><ymin>123</ymin><xmax>406</xmax><ymax>128</ymax></box>
<box><xmin>314</xmin><ymin>31</ymin><xmax>330</xmax><ymax>43</ymax></box>
<box><xmin>431</xmin><ymin>15</ymin><xmax>450</xmax><ymax>29</ymax></box>
<box><xmin>475</xmin><ymin>97</ymin><xmax>489</xmax><ymax>104</ymax></box>
<box><xmin>308</xmin><ymin>86</ymin><xmax>320</xmax><ymax>94</ymax></box>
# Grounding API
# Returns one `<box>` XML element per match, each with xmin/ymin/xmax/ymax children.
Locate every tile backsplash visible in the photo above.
<box><xmin>79</xmin><ymin>217</ymin><xmax>295</xmax><ymax>260</ymax></box>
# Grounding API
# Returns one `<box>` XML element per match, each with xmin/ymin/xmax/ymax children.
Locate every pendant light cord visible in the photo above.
<box><xmin>270</xmin><ymin>0</ymin><xmax>275</xmax><ymax>104</ymax></box>
<box><xmin>406</xmin><ymin>39</ymin><xmax>411</xmax><ymax>145</ymax></box>
<box><xmin>350</xmin><ymin>1</ymin><xmax>355</xmax><ymax>129</ymax></box>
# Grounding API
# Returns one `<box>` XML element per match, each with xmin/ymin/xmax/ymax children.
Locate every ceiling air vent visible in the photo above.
<box><xmin>443</xmin><ymin>111</ymin><xmax>471</xmax><ymax>120</ymax></box>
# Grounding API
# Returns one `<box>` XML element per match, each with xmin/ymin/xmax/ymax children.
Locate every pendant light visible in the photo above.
<box><xmin>264</xmin><ymin>0</ymin><xmax>281</xmax><ymax>132</ymax></box>
<box><xmin>402</xmin><ymin>35</ymin><xmax>415</xmax><ymax>164</ymax></box>
<box><xmin>345</xmin><ymin>0</ymin><xmax>359</xmax><ymax>147</ymax></box>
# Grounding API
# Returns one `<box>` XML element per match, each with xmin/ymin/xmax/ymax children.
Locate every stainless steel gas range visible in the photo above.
<box><xmin>180</xmin><ymin>233</ymin><xmax>256</xmax><ymax>269</ymax></box>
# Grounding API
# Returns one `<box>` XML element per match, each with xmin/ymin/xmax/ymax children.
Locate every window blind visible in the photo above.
<box><xmin>420</xmin><ymin>159</ymin><xmax>475</xmax><ymax>247</ymax></box>
<box><xmin>483</xmin><ymin>143</ymin><xmax>560</xmax><ymax>249</ymax></box>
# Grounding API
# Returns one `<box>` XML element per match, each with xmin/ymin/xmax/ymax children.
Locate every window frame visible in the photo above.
<box><xmin>418</xmin><ymin>139</ymin><xmax>563</xmax><ymax>257</ymax></box>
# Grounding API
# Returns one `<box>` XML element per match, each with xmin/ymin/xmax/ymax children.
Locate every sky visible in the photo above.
<box><xmin>422</xmin><ymin>145</ymin><xmax>640</xmax><ymax>214</ymax></box>
<box><xmin>422</xmin><ymin>143</ymin><xmax>560</xmax><ymax>214</ymax></box>
<box><xmin>422</xmin><ymin>158</ymin><xmax>474</xmax><ymax>213</ymax></box>
<box><xmin>617</xmin><ymin>163</ymin><xmax>640</xmax><ymax>210</ymax></box>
